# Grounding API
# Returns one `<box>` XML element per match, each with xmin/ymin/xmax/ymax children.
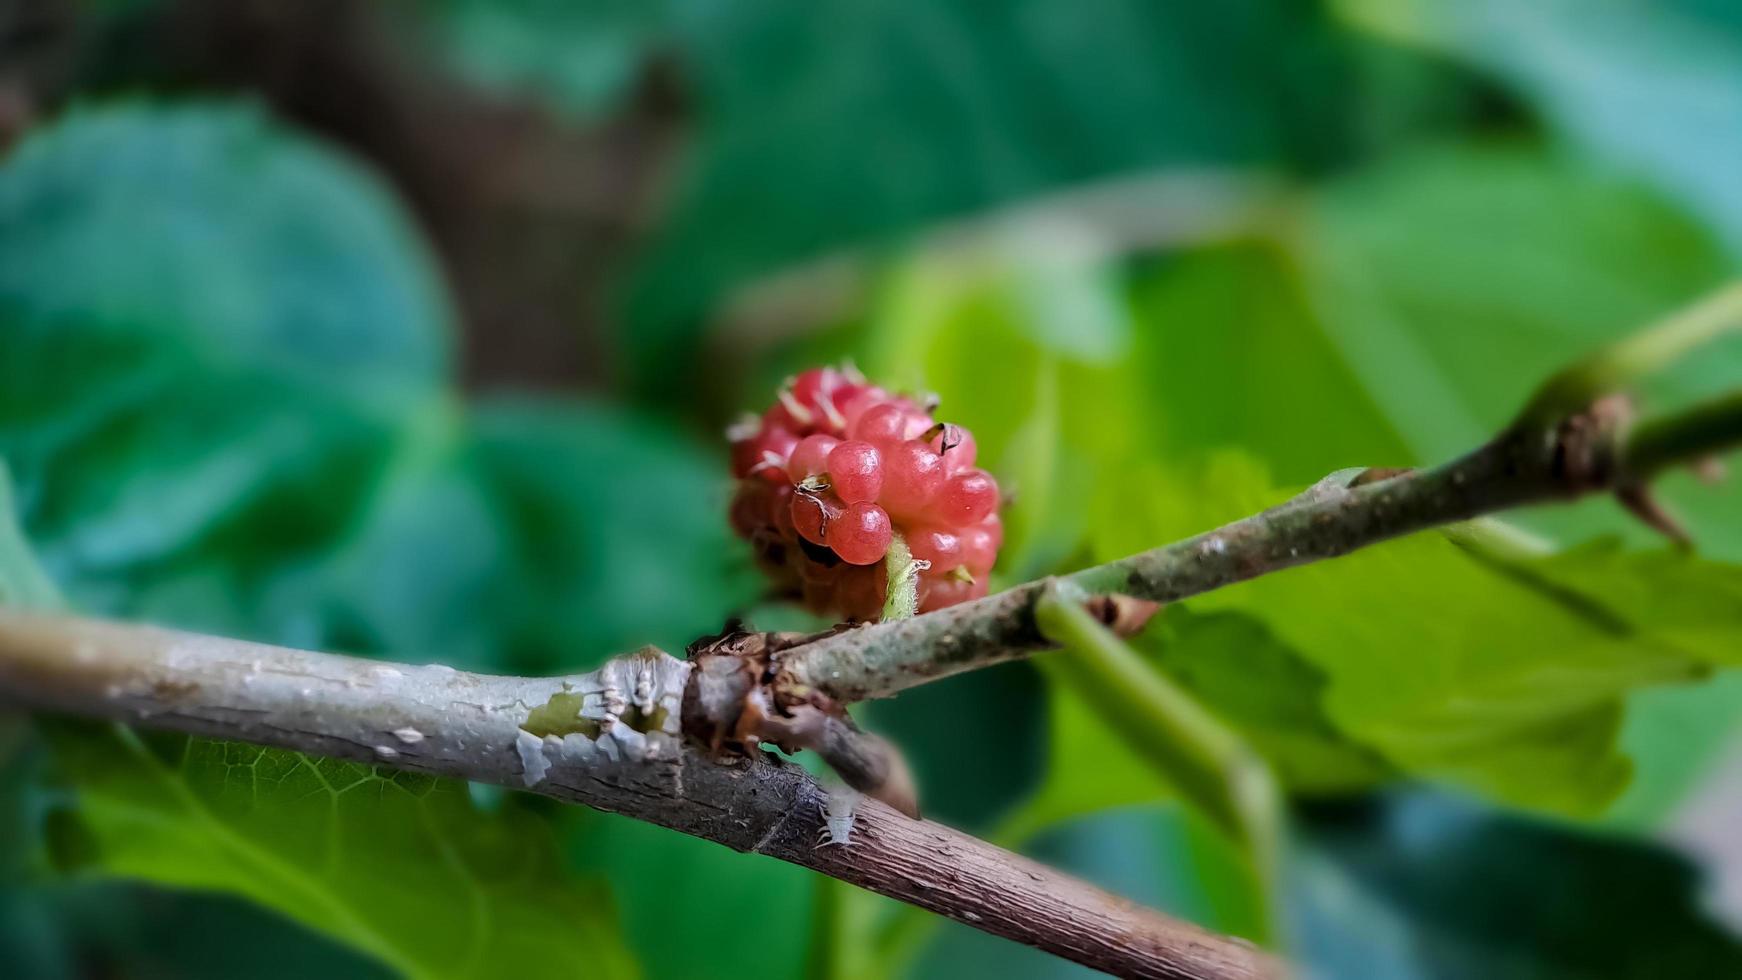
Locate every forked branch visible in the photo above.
<box><xmin>2</xmin><ymin>284</ymin><xmax>1740</xmax><ymax>979</ymax></box>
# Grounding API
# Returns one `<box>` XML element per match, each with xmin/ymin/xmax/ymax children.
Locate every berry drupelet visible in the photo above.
<box><xmin>729</xmin><ymin>365</ymin><xmax>1003</xmax><ymax>621</ymax></box>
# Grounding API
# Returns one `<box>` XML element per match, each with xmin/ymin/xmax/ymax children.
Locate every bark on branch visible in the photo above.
<box><xmin>0</xmin><ymin>612</ymin><xmax>1275</xmax><ymax>980</ymax></box>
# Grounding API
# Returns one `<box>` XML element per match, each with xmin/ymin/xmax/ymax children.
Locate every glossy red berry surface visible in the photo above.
<box><xmin>726</xmin><ymin>364</ymin><xmax>1004</xmax><ymax>621</ymax></box>
<box><xmin>929</xmin><ymin>468</ymin><xmax>999</xmax><ymax>525</ymax></box>
<box><xmin>787</xmin><ymin>433</ymin><xmax>841</xmax><ymax>482</ymax></box>
<box><xmin>826</xmin><ymin>440</ymin><xmax>883</xmax><ymax>504</ymax></box>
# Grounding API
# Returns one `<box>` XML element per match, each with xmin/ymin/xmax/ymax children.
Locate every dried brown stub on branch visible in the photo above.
<box><xmin>682</xmin><ymin>622</ymin><xmax>919</xmax><ymax>816</ymax></box>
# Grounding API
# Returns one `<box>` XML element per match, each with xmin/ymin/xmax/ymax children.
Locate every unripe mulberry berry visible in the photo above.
<box><xmin>727</xmin><ymin>365</ymin><xmax>1002</xmax><ymax>621</ymax></box>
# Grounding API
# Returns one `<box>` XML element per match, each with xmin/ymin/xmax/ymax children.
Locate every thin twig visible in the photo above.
<box><xmin>0</xmin><ymin>612</ymin><xmax>1277</xmax><ymax>980</ymax></box>
<box><xmin>776</xmin><ymin>371</ymin><xmax>1742</xmax><ymax>706</ymax></box>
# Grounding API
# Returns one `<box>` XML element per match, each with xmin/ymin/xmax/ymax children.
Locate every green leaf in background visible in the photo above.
<box><xmin>1292</xmin><ymin>143</ymin><xmax>1741</xmax><ymax>554</ymax></box>
<box><xmin>623</xmin><ymin>0</ymin><xmax>1383</xmax><ymax>398</ymax></box>
<box><xmin>863</xmin><ymin>663</ymin><xmax>1046</xmax><ymax>830</ymax></box>
<box><xmin>1010</xmin><ymin>666</ymin><xmax>1169</xmax><ymax>837</ymax></box>
<box><xmin>0</xmin><ymin>101</ymin><xmax>452</xmax><ymax>634</ymax></box>
<box><xmin>277</xmin><ymin>397</ymin><xmax>755</xmax><ymax>675</ymax></box>
<box><xmin>465</xmin><ymin>397</ymin><xmax>756</xmax><ymax>670</ymax></box>
<box><xmin>418</xmin><ymin>0</ymin><xmax>672</xmax><ymax>118</ymax></box>
<box><xmin>564</xmin><ymin>809</ymin><xmax>816</xmax><ymax>980</ymax></box>
<box><xmin>3</xmin><ymin>456</ymin><xmax>446</xmax><ymax>980</ymax></box>
<box><xmin>44</xmin><ymin>724</ymin><xmax>636</xmax><ymax>980</ymax></box>
<box><xmin>1291</xmin><ymin>789</ymin><xmax>1742</xmax><ymax>978</ymax></box>
<box><xmin>1290</xmin><ymin>142</ymin><xmax>1742</xmax><ymax>820</ymax></box>
<box><xmin>1334</xmin><ymin>0</ymin><xmax>1742</xmax><ymax>254</ymax></box>
<box><xmin>1010</xmin><ymin>605</ymin><xmax>1388</xmax><ymax>842</ymax></box>
<box><xmin>1503</xmin><ymin>541</ymin><xmax>1742</xmax><ymax>667</ymax></box>
<box><xmin>1126</xmin><ymin>245</ymin><xmax>1415</xmax><ymax>483</ymax></box>
<box><xmin>856</xmin><ymin>252</ymin><xmax>1139</xmax><ymax>581</ymax></box>
<box><xmin>1088</xmin><ymin>452</ymin><xmax>1734</xmax><ymax>817</ymax></box>
<box><xmin>0</xmin><ymin>103</ymin><xmax>676</xmax><ymax>976</ymax></box>
<box><xmin>1133</xmin><ymin>608</ymin><xmax>1394</xmax><ymax>797</ymax></box>
<box><xmin>3</xmin><ymin>882</ymin><xmax>396</xmax><ymax>980</ymax></box>
<box><xmin>0</xmin><ymin>463</ymin><xmax>58</xmax><ymax>610</ymax></box>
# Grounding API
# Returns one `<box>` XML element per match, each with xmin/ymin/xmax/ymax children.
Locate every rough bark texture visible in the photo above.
<box><xmin>0</xmin><ymin>612</ymin><xmax>1278</xmax><ymax>980</ymax></box>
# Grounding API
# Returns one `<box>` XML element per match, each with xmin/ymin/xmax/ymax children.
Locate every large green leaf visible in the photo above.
<box><xmin>2</xmin><ymin>881</ymin><xmax>395</xmax><ymax>980</ymax></box>
<box><xmin>5</xmin><ymin>463</ymin><xmax>641</xmax><ymax>978</ymax></box>
<box><xmin>1506</xmin><ymin>541</ymin><xmax>1742</xmax><ymax>667</ymax></box>
<box><xmin>1131</xmin><ymin>608</ymin><xmax>1394</xmax><ymax>797</ymax></box>
<box><xmin>1088</xmin><ymin>452</ymin><xmax>1742</xmax><ymax>816</ymax></box>
<box><xmin>244</xmin><ymin>396</ymin><xmax>755</xmax><ymax>675</ymax></box>
<box><xmin>0</xmin><ymin>464</ymin><xmax>58</xmax><ymax>611</ymax></box>
<box><xmin>45</xmin><ymin>725</ymin><xmax>636</xmax><ymax>980</ymax></box>
<box><xmin>0</xmin><ymin>104</ymin><xmax>647</xmax><ymax>975</ymax></box>
<box><xmin>1292</xmin><ymin>789</ymin><xmax>1742</xmax><ymax>978</ymax></box>
<box><xmin>464</xmin><ymin>397</ymin><xmax>758</xmax><ymax>670</ymax></box>
<box><xmin>1293</xmin><ymin>143</ymin><xmax>1741</xmax><ymax>554</ymax></box>
<box><xmin>1126</xmin><ymin>245</ymin><xmax>1416</xmax><ymax>483</ymax></box>
<box><xmin>623</xmin><ymin>0</ymin><xmax>1398</xmax><ymax>398</ymax></box>
<box><xmin>564</xmin><ymin>808</ymin><xmax>817</xmax><ymax>980</ymax></box>
<box><xmin>1334</xmin><ymin>0</ymin><xmax>1742</xmax><ymax>254</ymax></box>
<box><xmin>0</xmin><ymin>101</ymin><xmax>451</xmax><ymax>629</ymax></box>
<box><xmin>1291</xmin><ymin>142</ymin><xmax>1742</xmax><ymax>820</ymax></box>
<box><xmin>415</xmin><ymin>0</ymin><xmax>672</xmax><ymax>118</ymax></box>
<box><xmin>1018</xmin><ymin>604</ymin><xmax>1390</xmax><ymax>835</ymax></box>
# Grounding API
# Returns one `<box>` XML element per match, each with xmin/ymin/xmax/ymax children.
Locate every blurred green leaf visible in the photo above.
<box><xmin>625</xmin><ymin>0</ymin><xmax>1395</xmax><ymax>397</ymax></box>
<box><xmin>863</xmin><ymin>663</ymin><xmax>1045</xmax><ymax>831</ymax></box>
<box><xmin>251</xmin><ymin>396</ymin><xmax>755</xmax><ymax>675</ymax></box>
<box><xmin>1291</xmin><ymin>789</ymin><xmax>1742</xmax><ymax>978</ymax></box>
<box><xmin>1607</xmin><ymin>673</ymin><xmax>1742</xmax><ymax>831</ymax></box>
<box><xmin>1012</xmin><ymin>668</ymin><xmax>1166</xmax><ymax>836</ymax></box>
<box><xmin>563</xmin><ymin>808</ymin><xmax>813</xmax><ymax>980</ymax></box>
<box><xmin>1126</xmin><ymin>245</ymin><xmax>1415</xmax><ymax>483</ymax></box>
<box><xmin>3</xmin><ymin>466</ymin><xmax>505</xmax><ymax>980</ymax></box>
<box><xmin>1293</xmin><ymin>143</ymin><xmax>1742</xmax><ymax>556</ymax></box>
<box><xmin>46</xmin><ymin>725</ymin><xmax>636</xmax><ymax>980</ymax></box>
<box><xmin>1133</xmin><ymin>608</ymin><xmax>1394</xmax><ymax>796</ymax></box>
<box><xmin>0</xmin><ymin>463</ymin><xmax>58</xmax><ymax>610</ymax></box>
<box><xmin>418</xmin><ymin>0</ymin><xmax>672</xmax><ymax>117</ymax></box>
<box><xmin>0</xmin><ymin>101</ymin><xmax>452</xmax><ymax>631</ymax></box>
<box><xmin>1014</xmin><ymin>604</ymin><xmax>1388</xmax><ymax>838</ymax></box>
<box><xmin>1504</xmin><ymin>541</ymin><xmax>1742</xmax><ymax>666</ymax></box>
<box><xmin>465</xmin><ymin>397</ymin><xmax>757</xmax><ymax>670</ymax></box>
<box><xmin>1334</xmin><ymin>0</ymin><xmax>1742</xmax><ymax>254</ymax></box>
<box><xmin>0</xmin><ymin>103</ymin><xmax>663</xmax><ymax>976</ymax></box>
<box><xmin>1087</xmin><ymin>452</ymin><xmax>1741</xmax><ymax>817</ymax></box>
<box><xmin>1</xmin><ymin>879</ymin><xmax>396</xmax><ymax>980</ymax></box>
<box><xmin>1287</xmin><ymin>142</ymin><xmax>1742</xmax><ymax>820</ymax></box>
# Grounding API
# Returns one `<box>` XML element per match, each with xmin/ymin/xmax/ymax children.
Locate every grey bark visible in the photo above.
<box><xmin>0</xmin><ymin>612</ymin><xmax>1277</xmax><ymax>980</ymax></box>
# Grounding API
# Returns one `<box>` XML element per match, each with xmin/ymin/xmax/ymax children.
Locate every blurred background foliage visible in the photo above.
<box><xmin>2</xmin><ymin>0</ymin><xmax>1742</xmax><ymax>977</ymax></box>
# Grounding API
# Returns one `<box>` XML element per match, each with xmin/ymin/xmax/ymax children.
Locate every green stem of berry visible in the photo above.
<box><xmin>881</xmin><ymin>533</ymin><xmax>921</xmax><ymax>622</ymax></box>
